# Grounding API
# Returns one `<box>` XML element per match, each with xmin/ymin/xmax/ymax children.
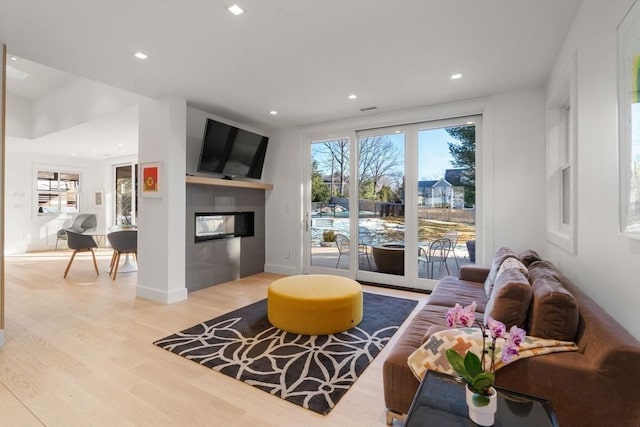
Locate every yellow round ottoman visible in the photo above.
<box><xmin>267</xmin><ymin>274</ymin><xmax>363</xmax><ymax>335</ymax></box>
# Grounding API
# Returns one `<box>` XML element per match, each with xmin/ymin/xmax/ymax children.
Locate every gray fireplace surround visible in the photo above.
<box><xmin>186</xmin><ymin>182</ymin><xmax>265</xmax><ymax>292</ymax></box>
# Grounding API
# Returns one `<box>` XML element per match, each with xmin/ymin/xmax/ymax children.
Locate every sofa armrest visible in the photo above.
<box><xmin>458</xmin><ymin>265</ymin><xmax>490</xmax><ymax>283</ymax></box>
<box><xmin>496</xmin><ymin>351</ymin><xmax>639</xmax><ymax>427</ymax></box>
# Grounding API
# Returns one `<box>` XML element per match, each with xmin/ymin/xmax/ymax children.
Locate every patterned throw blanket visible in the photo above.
<box><xmin>408</xmin><ymin>327</ymin><xmax>579</xmax><ymax>380</ymax></box>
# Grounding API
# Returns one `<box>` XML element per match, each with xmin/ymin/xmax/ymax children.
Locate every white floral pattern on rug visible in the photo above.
<box><xmin>155</xmin><ymin>316</ymin><xmax>399</xmax><ymax>414</ymax></box>
<box><xmin>154</xmin><ymin>294</ymin><xmax>417</xmax><ymax>414</ymax></box>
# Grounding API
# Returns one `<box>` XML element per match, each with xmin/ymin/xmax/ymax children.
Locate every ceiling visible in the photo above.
<box><xmin>0</xmin><ymin>0</ymin><xmax>581</xmax><ymax>134</ymax></box>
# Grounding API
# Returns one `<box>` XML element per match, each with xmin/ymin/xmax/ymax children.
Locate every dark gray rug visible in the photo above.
<box><xmin>153</xmin><ymin>292</ymin><xmax>417</xmax><ymax>415</ymax></box>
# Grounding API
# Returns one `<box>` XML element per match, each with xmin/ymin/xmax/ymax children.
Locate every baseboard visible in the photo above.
<box><xmin>136</xmin><ymin>285</ymin><xmax>188</xmax><ymax>304</ymax></box>
<box><xmin>264</xmin><ymin>264</ymin><xmax>299</xmax><ymax>276</ymax></box>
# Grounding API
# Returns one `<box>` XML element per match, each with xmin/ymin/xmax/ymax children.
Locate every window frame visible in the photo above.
<box><xmin>34</xmin><ymin>167</ymin><xmax>81</xmax><ymax>216</ymax></box>
<box><xmin>546</xmin><ymin>52</ymin><xmax>577</xmax><ymax>253</ymax></box>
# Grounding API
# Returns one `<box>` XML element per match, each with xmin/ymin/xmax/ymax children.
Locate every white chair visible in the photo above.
<box><xmin>443</xmin><ymin>230</ymin><xmax>460</xmax><ymax>269</ymax></box>
<box><xmin>418</xmin><ymin>238</ymin><xmax>452</xmax><ymax>278</ymax></box>
<box><xmin>335</xmin><ymin>233</ymin><xmax>370</xmax><ymax>269</ymax></box>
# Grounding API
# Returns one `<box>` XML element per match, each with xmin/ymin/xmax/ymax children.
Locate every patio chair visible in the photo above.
<box><xmin>418</xmin><ymin>238</ymin><xmax>452</xmax><ymax>279</ymax></box>
<box><xmin>63</xmin><ymin>229</ymin><xmax>100</xmax><ymax>278</ymax></box>
<box><xmin>335</xmin><ymin>233</ymin><xmax>370</xmax><ymax>269</ymax></box>
<box><xmin>443</xmin><ymin>230</ymin><xmax>460</xmax><ymax>269</ymax></box>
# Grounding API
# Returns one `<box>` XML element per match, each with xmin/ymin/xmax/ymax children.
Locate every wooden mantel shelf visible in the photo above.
<box><xmin>186</xmin><ymin>175</ymin><xmax>273</xmax><ymax>190</ymax></box>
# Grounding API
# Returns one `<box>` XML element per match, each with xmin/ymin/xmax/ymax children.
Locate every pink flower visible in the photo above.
<box><xmin>487</xmin><ymin>316</ymin><xmax>506</xmax><ymax>339</ymax></box>
<box><xmin>446</xmin><ymin>303</ymin><xmax>462</xmax><ymax>327</ymax></box>
<box><xmin>458</xmin><ymin>301</ymin><xmax>477</xmax><ymax>327</ymax></box>
<box><xmin>508</xmin><ymin>325</ymin><xmax>526</xmax><ymax>347</ymax></box>
<box><xmin>501</xmin><ymin>343</ymin><xmax>520</xmax><ymax>362</ymax></box>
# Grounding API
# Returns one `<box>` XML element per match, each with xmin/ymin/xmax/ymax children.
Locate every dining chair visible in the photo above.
<box><xmin>107</xmin><ymin>230</ymin><xmax>137</xmax><ymax>280</ymax></box>
<box><xmin>56</xmin><ymin>213</ymin><xmax>98</xmax><ymax>249</ymax></box>
<box><xmin>63</xmin><ymin>229</ymin><xmax>100</xmax><ymax>278</ymax></box>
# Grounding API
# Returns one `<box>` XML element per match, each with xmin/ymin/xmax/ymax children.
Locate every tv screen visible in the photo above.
<box><xmin>197</xmin><ymin>119</ymin><xmax>269</xmax><ymax>179</ymax></box>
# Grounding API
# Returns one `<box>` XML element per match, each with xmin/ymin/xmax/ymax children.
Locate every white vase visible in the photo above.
<box><xmin>465</xmin><ymin>385</ymin><xmax>498</xmax><ymax>426</ymax></box>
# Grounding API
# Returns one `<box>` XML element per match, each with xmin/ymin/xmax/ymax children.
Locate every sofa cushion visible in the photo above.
<box><xmin>518</xmin><ymin>249</ymin><xmax>542</xmax><ymax>267</ymax></box>
<box><xmin>426</xmin><ymin>276</ymin><xmax>488</xmax><ymax>312</ymax></box>
<box><xmin>484</xmin><ymin>247</ymin><xmax>518</xmax><ymax>297</ymax></box>
<box><xmin>496</xmin><ymin>257</ymin><xmax>528</xmax><ymax>279</ymax></box>
<box><xmin>484</xmin><ymin>267</ymin><xmax>532</xmax><ymax>329</ymax></box>
<box><xmin>527</xmin><ymin>261</ymin><xmax>579</xmax><ymax>341</ymax></box>
<box><xmin>527</xmin><ymin>275</ymin><xmax>579</xmax><ymax>341</ymax></box>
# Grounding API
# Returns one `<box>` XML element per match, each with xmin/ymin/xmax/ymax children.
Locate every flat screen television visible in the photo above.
<box><xmin>197</xmin><ymin>118</ymin><xmax>269</xmax><ymax>179</ymax></box>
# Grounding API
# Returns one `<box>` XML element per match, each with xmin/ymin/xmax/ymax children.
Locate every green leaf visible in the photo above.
<box><xmin>463</xmin><ymin>351</ymin><xmax>483</xmax><ymax>378</ymax></box>
<box><xmin>472</xmin><ymin>392</ymin><xmax>491</xmax><ymax>407</ymax></box>
<box><xmin>445</xmin><ymin>349</ymin><xmax>472</xmax><ymax>382</ymax></box>
<box><xmin>471</xmin><ymin>372</ymin><xmax>495</xmax><ymax>391</ymax></box>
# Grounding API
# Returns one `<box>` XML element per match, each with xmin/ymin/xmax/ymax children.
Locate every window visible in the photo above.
<box><xmin>546</xmin><ymin>52</ymin><xmax>577</xmax><ymax>253</ymax></box>
<box><xmin>37</xmin><ymin>170</ymin><xmax>80</xmax><ymax>214</ymax></box>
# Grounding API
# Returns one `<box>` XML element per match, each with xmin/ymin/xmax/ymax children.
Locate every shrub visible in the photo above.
<box><xmin>322</xmin><ymin>230</ymin><xmax>336</xmax><ymax>242</ymax></box>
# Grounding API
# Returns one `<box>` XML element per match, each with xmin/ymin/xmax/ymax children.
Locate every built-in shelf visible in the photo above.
<box><xmin>186</xmin><ymin>175</ymin><xmax>273</xmax><ymax>190</ymax></box>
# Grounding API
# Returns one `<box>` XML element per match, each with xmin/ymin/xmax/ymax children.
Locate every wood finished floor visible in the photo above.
<box><xmin>0</xmin><ymin>250</ymin><xmax>428</xmax><ymax>427</ymax></box>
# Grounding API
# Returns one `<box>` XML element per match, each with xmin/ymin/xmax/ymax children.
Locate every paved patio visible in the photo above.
<box><xmin>310</xmin><ymin>242</ymin><xmax>472</xmax><ymax>281</ymax></box>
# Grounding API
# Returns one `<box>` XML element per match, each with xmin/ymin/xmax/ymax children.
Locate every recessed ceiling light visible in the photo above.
<box><xmin>117</xmin><ymin>143</ymin><xmax>124</xmax><ymax>147</ymax></box>
<box><xmin>465</xmin><ymin>121</ymin><xmax>474</xmax><ymax>125</ymax></box>
<box><xmin>450</xmin><ymin>73</ymin><xmax>463</xmax><ymax>80</ymax></box>
<box><xmin>228</xmin><ymin>4</ymin><xmax>244</xmax><ymax>15</ymax></box>
<box><xmin>70</xmin><ymin>153</ymin><xmax>76</xmax><ymax>157</ymax></box>
<box><xmin>348</xmin><ymin>94</ymin><xmax>358</xmax><ymax>100</ymax></box>
<box><xmin>269</xmin><ymin>110</ymin><xmax>278</xmax><ymax>115</ymax></box>
<box><xmin>10</xmin><ymin>56</ymin><xmax>17</xmax><ymax>61</ymax></box>
<box><xmin>134</xmin><ymin>52</ymin><xmax>148</xmax><ymax>60</ymax></box>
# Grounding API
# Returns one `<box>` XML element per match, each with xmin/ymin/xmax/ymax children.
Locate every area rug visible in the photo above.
<box><xmin>153</xmin><ymin>292</ymin><xmax>417</xmax><ymax>415</ymax></box>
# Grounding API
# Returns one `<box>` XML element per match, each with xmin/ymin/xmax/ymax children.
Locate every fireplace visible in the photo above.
<box><xmin>194</xmin><ymin>211</ymin><xmax>254</xmax><ymax>242</ymax></box>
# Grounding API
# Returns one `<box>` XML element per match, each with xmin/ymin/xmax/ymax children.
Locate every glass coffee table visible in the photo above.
<box><xmin>404</xmin><ymin>371</ymin><xmax>558</xmax><ymax>426</ymax></box>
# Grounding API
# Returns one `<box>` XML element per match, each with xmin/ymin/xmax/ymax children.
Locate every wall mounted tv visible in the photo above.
<box><xmin>197</xmin><ymin>118</ymin><xmax>269</xmax><ymax>179</ymax></box>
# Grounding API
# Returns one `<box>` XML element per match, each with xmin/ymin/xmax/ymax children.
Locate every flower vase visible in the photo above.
<box><xmin>465</xmin><ymin>386</ymin><xmax>497</xmax><ymax>426</ymax></box>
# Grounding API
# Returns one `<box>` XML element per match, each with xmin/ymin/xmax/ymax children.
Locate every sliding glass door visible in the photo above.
<box><xmin>416</xmin><ymin>121</ymin><xmax>477</xmax><ymax>281</ymax></box>
<box><xmin>304</xmin><ymin>116</ymin><xmax>479</xmax><ymax>289</ymax></box>
<box><xmin>306</xmin><ymin>138</ymin><xmax>353</xmax><ymax>274</ymax></box>
<box><xmin>355</xmin><ymin>127</ymin><xmax>408</xmax><ymax>286</ymax></box>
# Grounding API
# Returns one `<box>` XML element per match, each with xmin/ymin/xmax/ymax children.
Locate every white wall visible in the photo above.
<box><xmin>5</xmin><ymin>92</ymin><xmax>31</xmax><ymax>138</ymax></box>
<box><xmin>4</xmin><ymin>149</ymin><xmax>106</xmax><ymax>254</ymax></box>
<box><xmin>31</xmin><ymin>78</ymin><xmax>146</xmax><ymax>138</ymax></box>
<box><xmin>545</xmin><ymin>0</ymin><xmax>640</xmax><ymax>340</ymax></box>
<box><xmin>136</xmin><ymin>96</ymin><xmax>187</xmax><ymax>304</ymax></box>
<box><xmin>264</xmin><ymin>90</ymin><xmax>548</xmax><ymax>278</ymax></box>
<box><xmin>492</xmin><ymin>89</ymin><xmax>547</xmax><ymax>251</ymax></box>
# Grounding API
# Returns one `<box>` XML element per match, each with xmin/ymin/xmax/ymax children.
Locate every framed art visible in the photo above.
<box><xmin>141</xmin><ymin>161</ymin><xmax>163</xmax><ymax>198</ymax></box>
<box><xmin>618</xmin><ymin>0</ymin><xmax>640</xmax><ymax>238</ymax></box>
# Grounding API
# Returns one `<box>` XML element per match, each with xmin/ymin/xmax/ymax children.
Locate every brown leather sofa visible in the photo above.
<box><xmin>382</xmin><ymin>249</ymin><xmax>640</xmax><ymax>427</ymax></box>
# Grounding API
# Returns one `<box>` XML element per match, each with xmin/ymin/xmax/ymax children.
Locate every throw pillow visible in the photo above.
<box><xmin>526</xmin><ymin>262</ymin><xmax>580</xmax><ymax>341</ymax></box>
<box><xmin>483</xmin><ymin>247</ymin><xmax>518</xmax><ymax>297</ymax></box>
<box><xmin>518</xmin><ymin>249</ymin><xmax>542</xmax><ymax>267</ymax></box>
<box><xmin>496</xmin><ymin>257</ymin><xmax>529</xmax><ymax>280</ymax></box>
<box><xmin>483</xmin><ymin>267</ymin><xmax>532</xmax><ymax>329</ymax></box>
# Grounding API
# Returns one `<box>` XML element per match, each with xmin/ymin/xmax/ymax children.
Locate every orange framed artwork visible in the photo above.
<box><xmin>141</xmin><ymin>162</ymin><xmax>163</xmax><ymax>198</ymax></box>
